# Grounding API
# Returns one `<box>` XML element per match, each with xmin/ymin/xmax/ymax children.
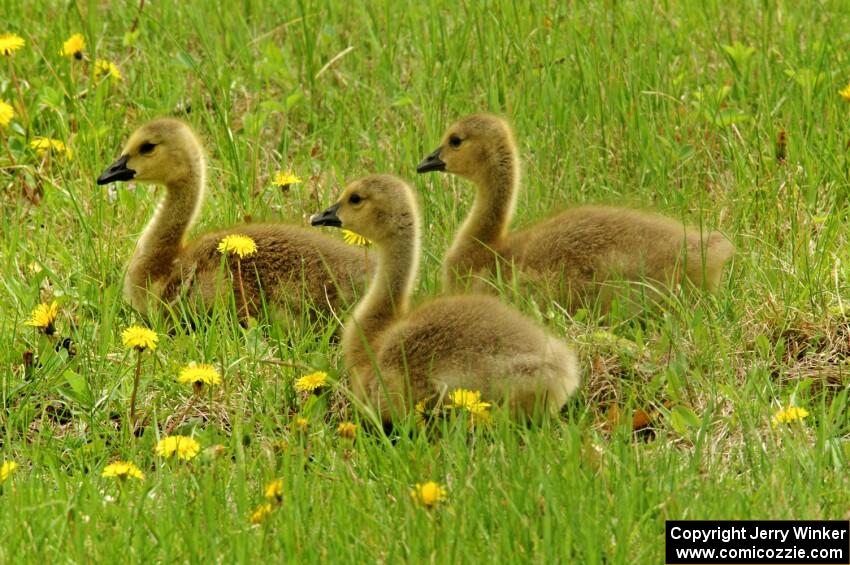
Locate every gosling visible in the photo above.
<box><xmin>311</xmin><ymin>174</ymin><xmax>579</xmax><ymax>422</ymax></box>
<box><xmin>417</xmin><ymin>114</ymin><xmax>734</xmax><ymax>313</ymax></box>
<box><xmin>97</xmin><ymin>118</ymin><xmax>371</xmax><ymax>320</ymax></box>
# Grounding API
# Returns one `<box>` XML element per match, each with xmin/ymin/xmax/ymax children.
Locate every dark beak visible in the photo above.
<box><xmin>96</xmin><ymin>154</ymin><xmax>136</xmax><ymax>185</ymax></box>
<box><xmin>310</xmin><ymin>202</ymin><xmax>342</xmax><ymax>227</ymax></box>
<box><xmin>416</xmin><ymin>147</ymin><xmax>446</xmax><ymax>173</ymax></box>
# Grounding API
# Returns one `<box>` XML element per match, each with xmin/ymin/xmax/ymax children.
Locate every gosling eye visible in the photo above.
<box><xmin>139</xmin><ymin>142</ymin><xmax>156</xmax><ymax>155</ymax></box>
<box><xmin>448</xmin><ymin>135</ymin><xmax>462</xmax><ymax>148</ymax></box>
<box><xmin>348</xmin><ymin>193</ymin><xmax>362</xmax><ymax>205</ymax></box>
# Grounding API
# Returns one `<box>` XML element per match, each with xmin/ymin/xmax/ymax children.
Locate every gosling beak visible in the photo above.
<box><xmin>310</xmin><ymin>202</ymin><xmax>342</xmax><ymax>228</ymax></box>
<box><xmin>416</xmin><ymin>147</ymin><xmax>446</xmax><ymax>173</ymax></box>
<box><xmin>96</xmin><ymin>154</ymin><xmax>135</xmax><ymax>185</ymax></box>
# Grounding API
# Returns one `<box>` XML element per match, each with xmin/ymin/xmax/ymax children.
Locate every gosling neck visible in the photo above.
<box><xmin>343</xmin><ymin>224</ymin><xmax>419</xmax><ymax>369</ymax></box>
<box><xmin>127</xmin><ymin>156</ymin><xmax>206</xmax><ymax>308</ymax></box>
<box><xmin>457</xmin><ymin>149</ymin><xmax>519</xmax><ymax>248</ymax></box>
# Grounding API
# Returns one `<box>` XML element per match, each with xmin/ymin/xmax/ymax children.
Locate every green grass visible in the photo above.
<box><xmin>2</xmin><ymin>0</ymin><xmax>850</xmax><ymax>562</ymax></box>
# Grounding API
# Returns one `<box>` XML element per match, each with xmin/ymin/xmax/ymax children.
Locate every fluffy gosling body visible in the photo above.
<box><xmin>97</xmin><ymin>118</ymin><xmax>370</xmax><ymax>319</ymax></box>
<box><xmin>417</xmin><ymin>114</ymin><xmax>735</xmax><ymax>313</ymax></box>
<box><xmin>311</xmin><ymin>174</ymin><xmax>579</xmax><ymax>422</ymax></box>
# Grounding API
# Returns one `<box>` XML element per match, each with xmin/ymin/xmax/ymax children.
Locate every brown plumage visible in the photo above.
<box><xmin>311</xmin><ymin>174</ymin><xmax>580</xmax><ymax>422</ymax></box>
<box><xmin>96</xmin><ymin>118</ymin><xmax>370</xmax><ymax>320</ymax></box>
<box><xmin>417</xmin><ymin>114</ymin><xmax>735</xmax><ymax>313</ymax></box>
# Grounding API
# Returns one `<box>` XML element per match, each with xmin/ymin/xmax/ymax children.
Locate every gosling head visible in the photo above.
<box><xmin>97</xmin><ymin>118</ymin><xmax>203</xmax><ymax>186</ymax></box>
<box><xmin>311</xmin><ymin>174</ymin><xmax>419</xmax><ymax>246</ymax></box>
<box><xmin>416</xmin><ymin>114</ymin><xmax>515</xmax><ymax>183</ymax></box>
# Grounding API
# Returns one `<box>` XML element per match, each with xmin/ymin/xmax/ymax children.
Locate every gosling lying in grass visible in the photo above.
<box><xmin>97</xmin><ymin>118</ymin><xmax>371</xmax><ymax>321</ymax></box>
<box><xmin>311</xmin><ymin>174</ymin><xmax>580</xmax><ymax>422</ymax></box>
<box><xmin>418</xmin><ymin>113</ymin><xmax>735</xmax><ymax>313</ymax></box>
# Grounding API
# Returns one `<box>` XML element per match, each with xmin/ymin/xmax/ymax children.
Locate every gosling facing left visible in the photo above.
<box><xmin>97</xmin><ymin>118</ymin><xmax>371</xmax><ymax>320</ymax></box>
<box><xmin>311</xmin><ymin>174</ymin><xmax>580</xmax><ymax>422</ymax></box>
<box><xmin>418</xmin><ymin>113</ymin><xmax>735</xmax><ymax>313</ymax></box>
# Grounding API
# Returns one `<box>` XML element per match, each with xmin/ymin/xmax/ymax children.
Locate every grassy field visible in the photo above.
<box><xmin>1</xmin><ymin>0</ymin><xmax>849</xmax><ymax>562</ymax></box>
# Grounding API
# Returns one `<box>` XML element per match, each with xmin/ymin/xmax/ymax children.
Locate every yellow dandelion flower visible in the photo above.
<box><xmin>341</xmin><ymin>229</ymin><xmax>372</xmax><ymax>247</ymax></box>
<box><xmin>250</xmin><ymin>503</ymin><xmax>274</xmax><ymax>524</ymax></box>
<box><xmin>0</xmin><ymin>33</ymin><xmax>25</xmax><ymax>56</ymax></box>
<box><xmin>469</xmin><ymin>402</ymin><xmax>491</xmax><ymax>417</ymax></box>
<box><xmin>121</xmin><ymin>325</ymin><xmax>158</xmax><ymax>351</ymax></box>
<box><xmin>25</xmin><ymin>301</ymin><xmax>59</xmax><ymax>335</ymax></box>
<box><xmin>449</xmin><ymin>389</ymin><xmax>483</xmax><ymax>407</ymax></box>
<box><xmin>177</xmin><ymin>363</ymin><xmax>221</xmax><ymax>386</ymax></box>
<box><xmin>264</xmin><ymin>479</ymin><xmax>283</xmax><ymax>501</ymax></box>
<box><xmin>840</xmin><ymin>83</ymin><xmax>850</xmax><ymax>102</ymax></box>
<box><xmin>272</xmin><ymin>171</ymin><xmax>302</xmax><ymax>188</ymax></box>
<box><xmin>0</xmin><ymin>100</ymin><xmax>13</xmax><ymax>127</ymax></box>
<box><xmin>448</xmin><ymin>389</ymin><xmax>491</xmax><ymax>415</ymax></box>
<box><xmin>217</xmin><ymin>234</ymin><xmax>257</xmax><ymax>258</ymax></box>
<box><xmin>293</xmin><ymin>417</ymin><xmax>309</xmax><ymax>432</ymax></box>
<box><xmin>294</xmin><ymin>371</ymin><xmax>328</xmax><ymax>393</ymax></box>
<box><xmin>468</xmin><ymin>408</ymin><xmax>491</xmax><ymax>427</ymax></box>
<box><xmin>94</xmin><ymin>59</ymin><xmax>122</xmax><ymax>81</ymax></box>
<box><xmin>61</xmin><ymin>33</ymin><xmax>85</xmax><ymax>58</ymax></box>
<box><xmin>155</xmin><ymin>435</ymin><xmax>201</xmax><ymax>461</ymax></box>
<box><xmin>337</xmin><ymin>421</ymin><xmax>357</xmax><ymax>439</ymax></box>
<box><xmin>772</xmin><ymin>406</ymin><xmax>810</xmax><ymax>427</ymax></box>
<box><xmin>0</xmin><ymin>460</ymin><xmax>18</xmax><ymax>482</ymax></box>
<box><xmin>410</xmin><ymin>481</ymin><xmax>446</xmax><ymax>508</ymax></box>
<box><xmin>30</xmin><ymin>137</ymin><xmax>73</xmax><ymax>159</ymax></box>
<box><xmin>101</xmin><ymin>461</ymin><xmax>145</xmax><ymax>480</ymax></box>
